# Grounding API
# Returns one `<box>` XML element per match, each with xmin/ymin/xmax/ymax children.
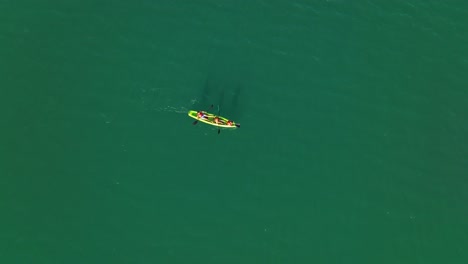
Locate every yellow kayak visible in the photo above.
<box><xmin>188</xmin><ymin>110</ymin><xmax>240</xmax><ymax>128</ymax></box>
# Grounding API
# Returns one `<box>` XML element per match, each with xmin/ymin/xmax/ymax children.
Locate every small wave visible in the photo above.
<box><xmin>153</xmin><ymin>105</ymin><xmax>189</xmax><ymax>114</ymax></box>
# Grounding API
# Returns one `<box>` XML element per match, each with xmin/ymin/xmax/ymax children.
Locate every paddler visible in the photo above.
<box><xmin>197</xmin><ymin>111</ymin><xmax>206</xmax><ymax>119</ymax></box>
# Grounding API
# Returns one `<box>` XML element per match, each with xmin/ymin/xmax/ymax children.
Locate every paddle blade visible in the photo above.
<box><xmin>235</xmin><ymin>124</ymin><xmax>241</xmax><ymax>128</ymax></box>
<box><xmin>193</xmin><ymin>120</ymin><xmax>198</xmax><ymax>125</ymax></box>
<box><xmin>218</xmin><ymin>128</ymin><xmax>220</xmax><ymax>134</ymax></box>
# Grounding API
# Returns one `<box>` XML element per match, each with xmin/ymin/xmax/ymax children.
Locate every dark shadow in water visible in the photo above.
<box><xmin>193</xmin><ymin>50</ymin><xmax>253</xmax><ymax>121</ymax></box>
<box><xmin>195</xmin><ymin>76</ymin><xmax>245</xmax><ymax>121</ymax></box>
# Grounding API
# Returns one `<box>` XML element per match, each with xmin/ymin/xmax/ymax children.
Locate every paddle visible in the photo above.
<box><xmin>193</xmin><ymin>104</ymin><xmax>214</xmax><ymax>125</ymax></box>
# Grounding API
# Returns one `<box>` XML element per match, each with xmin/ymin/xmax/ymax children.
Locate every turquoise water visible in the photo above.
<box><xmin>1</xmin><ymin>1</ymin><xmax>467</xmax><ymax>263</ymax></box>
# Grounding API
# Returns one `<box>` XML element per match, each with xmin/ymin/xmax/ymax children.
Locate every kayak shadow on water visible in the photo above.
<box><xmin>194</xmin><ymin>77</ymin><xmax>245</xmax><ymax>121</ymax></box>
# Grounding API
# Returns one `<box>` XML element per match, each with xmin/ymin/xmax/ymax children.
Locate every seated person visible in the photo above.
<box><xmin>196</xmin><ymin>111</ymin><xmax>207</xmax><ymax>119</ymax></box>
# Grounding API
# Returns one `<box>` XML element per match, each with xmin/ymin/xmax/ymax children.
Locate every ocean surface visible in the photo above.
<box><xmin>1</xmin><ymin>1</ymin><xmax>467</xmax><ymax>263</ymax></box>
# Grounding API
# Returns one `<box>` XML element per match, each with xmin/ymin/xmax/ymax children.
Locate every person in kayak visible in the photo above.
<box><xmin>226</xmin><ymin>120</ymin><xmax>233</xmax><ymax>126</ymax></box>
<box><xmin>213</xmin><ymin>116</ymin><xmax>221</xmax><ymax>124</ymax></box>
<box><xmin>197</xmin><ymin>111</ymin><xmax>206</xmax><ymax>119</ymax></box>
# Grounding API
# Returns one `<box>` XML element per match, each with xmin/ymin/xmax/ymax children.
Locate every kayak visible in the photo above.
<box><xmin>188</xmin><ymin>110</ymin><xmax>240</xmax><ymax>128</ymax></box>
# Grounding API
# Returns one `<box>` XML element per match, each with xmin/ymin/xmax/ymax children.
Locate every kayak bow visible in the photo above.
<box><xmin>188</xmin><ymin>110</ymin><xmax>240</xmax><ymax>128</ymax></box>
